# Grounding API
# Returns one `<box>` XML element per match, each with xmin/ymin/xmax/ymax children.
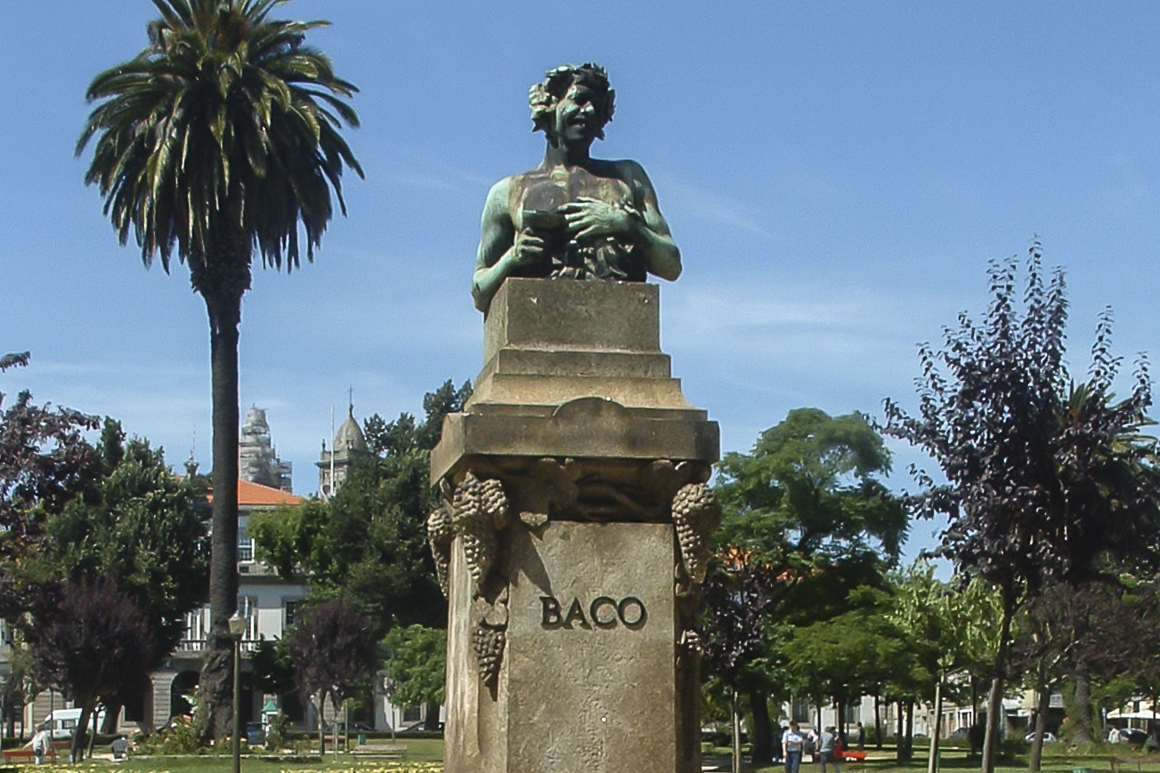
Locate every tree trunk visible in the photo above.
<box><xmin>982</xmin><ymin>602</ymin><xmax>1014</xmax><ymax>773</ymax></box>
<box><xmin>332</xmin><ymin>693</ymin><xmax>340</xmax><ymax>759</ymax></box>
<box><xmin>317</xmin><ymin>691</ymin><xmax>325</xmax><ymax>754</ymax></box>
<box><xmin>928</xmin><ymin>676</ymin><xmax>943</xmax><ymax>773</ymax></box>
<box><xmin>874</xmin><ymin>693</ymin><xmax>883</xmax><ymax>750</ymax></box>
<box><xmin>905</xmin><ymin>700</ymin><xmax>915</xmax><ymax>761</ymax></box>
<box><xmin>424</xmin><ymin>701</ymin><xmax>440</xmax><ymax>730</ymax></box>
<box><xmin>749</xmin><ymin>688</ymin><xmax>773</xmax><ymax>762</ymax></box>
<box><xmin>837</xmin><ymin>697</ymin><xmax>846</xmax><ymax>745</ymax></box>
<box><xmin>897</xmin><ymin>701</ymin><xmax>905</xmax><ymax>762</ymax></box>
<box><xmin>1071</xmin><ymin>669</ymin><xmax>1094</xmax><ymax>744</ymax></box>
<box><xmin>731</xmin><ymin>689</ymin><xmax>742</xmax><ymax>773</ymax></box>
<box><xmin>195</xmin><ymin>275</ymin><xmax>245</xmax><ymax>741</ymax></box>
<box><xmin>70</xmin><ymin>703</ymin><xmax>92</xmax><ymax>764</ymax></box>
<box><xmin>1029</xmin><ymin>685</ymin><xmax>1050</xmax><ymax>772</ymax></box>
<box><xmin>982</xmin><ymin>676</ymin><xmax>1004</xmax><ymax>773</ymax></box>
<box><xmin>99</xmin><ymin>701</ymin><xmax>120</xmax><ymax>734</ymax></box>
<box><xmin>968</xmin><ymin>676</ymin><xmax>982</xmax><ymax>757</ymax></box>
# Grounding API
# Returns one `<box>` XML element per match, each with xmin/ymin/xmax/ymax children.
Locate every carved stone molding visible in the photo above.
<box><xmin>439</xmin><ymin>457</ymin><xmax>712</xmax><ymax>527</ymax></box>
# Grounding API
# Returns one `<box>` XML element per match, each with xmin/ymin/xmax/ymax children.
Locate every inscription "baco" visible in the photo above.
<box><xmin>540</xmin><ymin>595</ymin><xmax>647</xmax><ymax>630</ymax></box>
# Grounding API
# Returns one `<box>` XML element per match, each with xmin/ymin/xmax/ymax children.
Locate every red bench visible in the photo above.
<box><xmin>836</xmin><ymin>749</ymin><xmax>868</xmax><ymax>767</ymax></box>
<box><xmin>2</xmin><ymin>740</ymin><xmax>69</xmax><ymax>762</ymax></box>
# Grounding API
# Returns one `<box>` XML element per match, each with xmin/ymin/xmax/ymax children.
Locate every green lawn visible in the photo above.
<box><xmin>715</xmin><ymin>743</ymin><xmax>1160</xmax><ymax>773</ymax></box>
<box><xmin>4</xmin><ymin>738</ymin><xmax>444</xmax><ymax>773</ymax></box>
<box><xmin>11</xmin><ymin>740</ymin><xmax>1160</xmax><ymax>773</ymax></box>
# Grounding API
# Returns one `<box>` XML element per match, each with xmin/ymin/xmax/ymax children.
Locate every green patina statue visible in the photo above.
<box><xmin>472</xmin><ymin>64</ymin><xmax>682</xmax><ymax>313</ymax></box>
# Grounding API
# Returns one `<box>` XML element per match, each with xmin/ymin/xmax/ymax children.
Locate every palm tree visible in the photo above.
<box><xmin>77</xmin><ymin>0</ymin><xmax>362</xmax><ymax>736</ymax></box>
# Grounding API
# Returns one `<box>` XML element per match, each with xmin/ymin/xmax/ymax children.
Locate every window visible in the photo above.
<box><xmin>237</xmin><ymin>518</ymin><xmax>253</xmax><ymax>562</ymax></box>
<box><xmin>285</xmin><ymin>600</ymin><xmax>301</xmax><ymax>629</ymax></box>
<box><xmin>792</xmin><ymin>700</ymin><xmax>810</xmax><ymax>723</ymax></box>
<box><xmin>403</xmin><ymin>705</ymin><xmax>422</xmax><ymax>722</ymax></box>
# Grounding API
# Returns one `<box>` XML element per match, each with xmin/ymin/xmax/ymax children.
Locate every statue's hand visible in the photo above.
<box><xmin>562</xmin><ymin>197</ymin><xmax>633</xmax><ymax>242</ymax></box>
<box><xmin>511</xmin><ymin>228</ymin><xmax>546</xmax><ymax>270</ymax></box>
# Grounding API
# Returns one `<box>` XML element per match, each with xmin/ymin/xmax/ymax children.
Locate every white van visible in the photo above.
<box><xmin>39</xmin><ymin>707</ymin><xmax>106</xmax><ymax>740</ymax></box>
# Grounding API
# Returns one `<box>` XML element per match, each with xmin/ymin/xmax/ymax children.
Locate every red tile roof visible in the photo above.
<box><xmin>207</xmin><ymin>479</ymin><xmax>304</xmax><ymax>507</ymax></box>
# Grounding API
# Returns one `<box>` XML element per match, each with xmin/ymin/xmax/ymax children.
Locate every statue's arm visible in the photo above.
<box><xmin>560</xmin><ymin>161</ymin><xmax>682</xmax><ymax>281</ymax></box>
<box><xmin>624</xmin><ymin>161</ymin><xmax>682</xmax><ymax>281</ymax></box>
<box><xmin>471</xmin><ymin>179</ymin><xmax>516</xmax><ymax>312</ymax></box>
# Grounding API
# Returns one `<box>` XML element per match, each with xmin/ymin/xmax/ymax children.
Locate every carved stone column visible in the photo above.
<box><xmin>431</xmin><ymin>278</ymin><xmax>719</xmax><ymax>773</ymax></box>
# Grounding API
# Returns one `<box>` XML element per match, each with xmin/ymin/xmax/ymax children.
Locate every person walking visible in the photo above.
<box><xmin>31</xmin><ymin>727</ymin><xmax>50</xmax><ymax>765</ymax></box>
<box><xmin>820</xmin><ymin>726</ymin><xmax>843</xmax><ymax>773</ymax></box>
<box><xmin>783</xmin><ymin>721</ymin><xmax>805</xmax><ymax>773</ymax></box>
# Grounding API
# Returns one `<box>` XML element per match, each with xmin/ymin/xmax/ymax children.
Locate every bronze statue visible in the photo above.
<box><xmin>472</xmin><ymin>64</ymin><xmax>681</xmax><ymax>313</ymax></box>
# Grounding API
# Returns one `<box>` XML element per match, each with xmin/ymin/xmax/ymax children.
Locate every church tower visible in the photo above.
<box><xmin>317</xmin><ymin>402</ymin><xmax>368</xmax><ymax>499</ymax></box>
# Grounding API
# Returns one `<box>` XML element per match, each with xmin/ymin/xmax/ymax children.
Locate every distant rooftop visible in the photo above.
<box><xmin>208</xmin><ymin>478</ymin><xmax>304</xmax><ymax>508</ymax></box>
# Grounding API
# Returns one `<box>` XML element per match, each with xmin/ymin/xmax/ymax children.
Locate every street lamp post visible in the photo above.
<box><xmin>229</xmin><ymin>613</ymin><xmax>247</xmax><ymax>773</ymax></box>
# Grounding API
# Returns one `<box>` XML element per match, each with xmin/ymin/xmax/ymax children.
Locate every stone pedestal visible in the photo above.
<box><xmin>430</xmin><ymin>279</ymin><xmax>719</xmax><ymax>773</ymax></box>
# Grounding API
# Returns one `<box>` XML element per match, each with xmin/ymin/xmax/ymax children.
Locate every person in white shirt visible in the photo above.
<box><xmin>783</xmin><ymin>721</ymin><xmax>805</xmax><ymax>773</ymax></box>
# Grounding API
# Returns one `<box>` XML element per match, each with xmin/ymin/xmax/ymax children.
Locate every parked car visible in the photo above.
<box><xmin>1024</xmin><ymin>732</ymin><xmax>1057</xmax><ymax>743</ymax></box>
<box><xmin>397</xmin><ymin>721</ymin><xmax>429</xmax><ymax>734</ymax></box>
<box><xmin>324</xmin><ymin>720</ymin><xmax>373</xmax><ymax>733</ymax></box>
<box><xmin>245</xmin><ymin>722</ymin><xmax>265</xmax><ymax>746</ymax></box>
<box><xmin>39</xmin><ymin>708</ymin><xmax>107</xmax><ymax>740</ymax></box>
<box><xmin>1122</xmin><ymin>729</ymin><xmax>1149</xmax><ymax>745</ymax></box>
<box><xmin>948</xmin><ymin>727</ymin><xmax>970</xmax><ymax>741</ymax></box>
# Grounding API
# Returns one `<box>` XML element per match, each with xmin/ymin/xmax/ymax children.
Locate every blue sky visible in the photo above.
<box><xmin>4</xmin><ymin>2</ymin><xmax>1159</xmax><ymax>561</ymax></box>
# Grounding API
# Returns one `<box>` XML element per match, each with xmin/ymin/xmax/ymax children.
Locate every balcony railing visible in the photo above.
<box><xmin>176</xmin><ymin>638</ymin><xmax>258</xmax><ymax>654</ymax></box>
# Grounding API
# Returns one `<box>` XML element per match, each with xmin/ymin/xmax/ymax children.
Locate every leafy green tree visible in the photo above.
<box><xmin>785</xmin><ymin>585</ymin><xmax>917</xmax><ymax>752</ymax></box>
<box><xmin>883</xmin><ymin>244</ymin><xmax>1160</xmax><ymax>773</ymax></box>
<box><xmin>250</xmin><ymin>635</ymin><xmax>296</xmax><ymax>697</ymax></box>
<box><xmin>252</xmin><ymin>380</ymin><xmax>471</xmax><ymax>635</ymax></box>
<box><xmin>382</xmin><ymin>624</ymin><xmax>446</xmax><ymax>730</ymax></box>
<box><xmin>77</xmin><ymin>0</ymin><xmax>362</xmax><ymax>736</ymax></box>
<box><xmin>35</xmin><ymin>427</ymin><xmax>209</xmax><ymax>728</ymax></box>
<box><xmin>891</xmin><ymin>565</ymin><xmax>1000</xmax><ymax>768</ymax></box>
<box><xmin>705</xmin><ymin>407</ymin><xmax>908</xmax><ymax>763</ymax></box>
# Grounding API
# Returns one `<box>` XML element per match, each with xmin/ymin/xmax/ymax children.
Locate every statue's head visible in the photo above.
<box><xmin>529</xmin><ymin>63</ymin><xmax>616</xmax><ymax>141</ymax></box>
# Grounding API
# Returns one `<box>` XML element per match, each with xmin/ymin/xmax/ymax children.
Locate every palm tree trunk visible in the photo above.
<box><xmin>195</xmin><ymin>266</ymin><xmax>246</xmax><ymax>740</ymax></box>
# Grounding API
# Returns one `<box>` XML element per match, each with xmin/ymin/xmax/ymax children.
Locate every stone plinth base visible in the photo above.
<box><xmin>445</xmin><ymin>522</ymin><xmax>698</xmax><ymax>773</ymax></box>
<box><xmin>430</xmin><ymin>278</ymin><xmax>718</xmax><ymax>773</ymax></box>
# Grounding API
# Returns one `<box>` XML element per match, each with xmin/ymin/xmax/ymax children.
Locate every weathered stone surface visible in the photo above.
<box><xmin>431</xmin><ymin>399</ymin><xmax>718</xmax><ymax>485</ymax></box>
<box><xmin>431</xmin><ymin>279</ymin><xmax>718</xmax><ymax>485</ymax></box>
<box><xmin>443</xmin><ymin>522</ymin><xmax>693</xmax><ymax>773</ymax></box>
<box><xmin>507</xmin><ymin>522</ymin><xmax>677</xmax><ymax>770</ymax></box>
<box><xmin>433</xmin><ymin>278</ymin><xmax>716</xmax><ymax>773</ymax></box>
<box><xmin>482</xmin><ymin>279</ymin><xmax>662</xmax><ymax>362</ymax></box>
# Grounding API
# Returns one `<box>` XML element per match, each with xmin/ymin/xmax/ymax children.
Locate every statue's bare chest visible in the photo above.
<box><xmin>511</xmin><ymin>166</ymin><xmax>633</xmax><ymax>231</ymax></box>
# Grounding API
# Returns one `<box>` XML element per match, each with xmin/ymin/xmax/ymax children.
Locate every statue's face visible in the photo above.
<box><xmin>552</xmin><ymin>81</ymin><xmax>601</xmax><ymax>147</ymax></box>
